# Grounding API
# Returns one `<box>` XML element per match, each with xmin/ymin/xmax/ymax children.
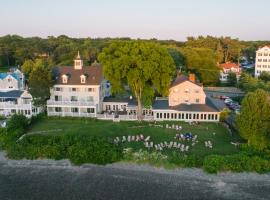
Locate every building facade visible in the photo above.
<box><xmin>152</xmin><ymin>74</ymin><xmax>220</xmax><ymax>122</ymax></box>
<box><xmin>219</xmin><ymin>63</ymin><xmax>241</xmax><ymax>82</ymax></box>
<box><xmin>47</xmin><ymin>52</ymin><xmax>110</xmax><ymax>117</ymax></box>
<box><xmin>0</xmin><ymin>69</ymin><xmax>25</xmax><ymax>91</ymax></box>
<box><xmin>102</xmin><ymin>74</ymin><xmax>220</xmax><ymax>122</ymax></box>
<box><xmin>0</xmin><ymin>90</ymin><xmax>41</xmax><ymax>118</ymax></box>
<box><xmin>255</xmin><ymin>45</ymin><xmax>270</xmax><ymax>77</ymax></box>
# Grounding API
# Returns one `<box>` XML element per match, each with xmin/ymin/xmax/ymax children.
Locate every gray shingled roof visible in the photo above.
<box><xmin>0</xmin><ymin>90</ymin><xmax>24</xmax><ymax>98</ymax></box>
<box><xmin>171</xmin><ymin>75</ymin><xmax>202</xmax><ymax>88</ymax></box>
<box><xmin>152</xmin><ymin>98</ymin><xmax>219</xmax><ymax>112</ymax></box>
<box><xmin>53</xmin><ymin>64</ymin><xmax>103</xmax><ymax>85</ymax></box>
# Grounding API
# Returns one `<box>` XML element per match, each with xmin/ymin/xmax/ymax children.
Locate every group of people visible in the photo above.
<box><xmin>175</xmin><ymin>133</ymin><xmax>199</xmax><ymax>147</ymax></box>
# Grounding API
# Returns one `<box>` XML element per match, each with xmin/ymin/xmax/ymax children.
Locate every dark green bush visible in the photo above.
<box><xmin>7</xmin><ymin>114</ymin><xmax>29</xmax><ymax>132</ymax></box>
<box><xmin>7</xmin><ymin>134</ymin><xmax>123</xmax><ymax>165</ymax></box>
<box><xmin>168</xmin><ymin>152</ymin><xmax>203</xmax><ymax>168</ymax></box>
<box><xmin>203</xmin><ymin>155</ymin><xmax>225</xmax><ymax>173</ymax></box>
<box><xmin>203</xmin><ymin>153</ymin><xmax>270</xmax><ymax>173</ymax></box>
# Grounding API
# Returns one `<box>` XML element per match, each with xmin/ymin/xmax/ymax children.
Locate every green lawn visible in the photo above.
<box><xmin>27</xmin><ymin>117</ymin><xmax>240</xmax><ymax>157</ymax></box>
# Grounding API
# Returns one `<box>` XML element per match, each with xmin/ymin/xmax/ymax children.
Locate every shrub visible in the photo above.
<box><xmin>7</xmin><ymin>134</ymin><xmax>123</xmax><ymax>165</ymax></box>
<box><xmin>67</xmin><ymin>136</ymin><xmax>123</xmax><ymax>165</ymax></box>
<box><xmin>203</xmin><ymin>155</ymin><xmax>225</xmax><ymax>173</ymax></box>
<box><xmin>203</xmin><ymin>153</ymin><xmax>270</xmax><ymax>173</ymax></box>
<box><xmin>7</xmin><ymin>114</ymin><xmax>29</xmax><ymax>132</ymax></box>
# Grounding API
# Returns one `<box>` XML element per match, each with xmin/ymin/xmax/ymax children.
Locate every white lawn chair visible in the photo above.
<box><xmin>122</xmin><ymin>136</ymin><xmax>126</xmax><ymax>142</ymax></box>
<box><xmin>185</xmin><ymin>146</ymin><xmax>189</xmax><ymax>151</ymax></box>
<box><xmin>164</xmin><ymin>141</ymin><xmax>168</xmax><ymax>147</ymax></box>
<box><xmin>140</xmin><ymin>134</ymin><xmax>144</xmax><ymax>140</ymax></box>
<box><xmin>128</xmin><ymin>136</ymin><xmax>131</xmax><ymax>142</ymax></box>
<box><xmin>181</xmin><ymin>145</ymin><xmax>185</xmax><ymax>152</ymax></box>
<box><xmin>150</xmin><ymin>142</ymin><xmax>153</xmax><ymax>148</ymax></box>
<box><xmin>145</xmin><ymin>136</ymin><xmax>150</xmax><ymax>142</ymax></box>
<box><xmin>173</xmin><ymin>142</ymin><xmax>177</xmax><ymax>148</ymax></box>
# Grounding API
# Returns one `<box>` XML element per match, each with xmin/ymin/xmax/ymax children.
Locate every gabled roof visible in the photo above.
<box><xmin>0</xmin><ymin>73</ymin><xmax>20</xmax><ymax>81</ymax></box>
<box><xmin>219</xmin><ymin>63</ymin><xmax>240</xmax><ymax>69</ymax></box>
<box><xmin>53</xmin><ymin>64</ymin><xmax>103</xmax><ymax>85</ymax></box>
<box><xmin>258</xmin><ymin>45</ymin><xmax>270</xmax><ymax>49</ymax></box>
<box><xmin>171</xmin><ymin>74</ymin><xmax>202</xmax><ymax>88</ymax></box>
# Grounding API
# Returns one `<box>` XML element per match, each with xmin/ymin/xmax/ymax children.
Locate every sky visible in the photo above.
<box><xmin>0</xmin><ymin>0</ymin><xmax>270</xmax><ymax>41</ymax></box>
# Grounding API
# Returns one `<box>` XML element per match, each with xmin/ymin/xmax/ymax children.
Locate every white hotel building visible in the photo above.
<box><xmin>47</xmin><ymin>52</ymin><xmax>110</xmax><ymax>117</ymax></box>
<box><xmin>47</xmin><ymin>53</ymin><xmax>220</xmax><ymax>122</ymax></box>
<box><xmin>255</xmin><ymin>45</ymin><xmax>270</xmax><ymax>77</ymax></box>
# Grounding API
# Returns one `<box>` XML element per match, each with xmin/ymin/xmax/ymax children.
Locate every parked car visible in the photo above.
<box><xmin>224</xmin><ymin>98</ymin><xmax>232</xmax><ymax>104</ymax></box>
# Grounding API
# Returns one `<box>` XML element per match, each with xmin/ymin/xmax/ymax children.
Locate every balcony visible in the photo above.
<box><xmin>47</xmin><ymin>100</ymin><xmax>96</xmax><ymax>107</ymax></box>
<box><xmin>0</xmin><ymin>102</ymin><xmax>32</xmax><ymax>110</ymax></box>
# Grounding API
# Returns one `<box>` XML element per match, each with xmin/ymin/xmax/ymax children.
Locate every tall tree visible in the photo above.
<box><xmin>98</xmin><ymin>41</ymin><xmax>175</xmax><ymax>120</ymax></box>
<box><xmin>179</xmin><ymin>47</ymin><xmax>219</xmax><ymax>85</ymax></box>
<box><xmin>236</xmin><ymin>89</ymin><xmax>270</xmax><ymax>150</ymax></box>
<box><xmin>21</xmin><ymin>59</ymin><xmax>35</xmax><ymax>76</ymax></box>
<box><xmin>28</xmin><ymin>61</ymin><xmax>53</xmax><ymax>106</ymax></box>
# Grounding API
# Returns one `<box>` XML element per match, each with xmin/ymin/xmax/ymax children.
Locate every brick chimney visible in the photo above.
<box><xmin>189</xmin><ymin>74</ymin><xmax>195</xmax><ymax>83</ymax></box>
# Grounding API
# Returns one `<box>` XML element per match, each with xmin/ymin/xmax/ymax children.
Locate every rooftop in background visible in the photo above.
<box><xmin>219</xmin><ymin>63</ymin><xmax>240</xmax><ymax>70</ymax></box>
<box><xmin>171</xmin><ymin>74</ymin><xmax>202</xmax><ymax>88</ymax></box>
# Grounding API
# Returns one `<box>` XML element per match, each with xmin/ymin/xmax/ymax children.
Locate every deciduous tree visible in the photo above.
<box><xmin>236</xmin><ymin>89</ymin><xmax>270</xmax><ymax>150</ymax></box>
<box><xmin>98</xmin><ymin>41</ymin><xmax>175</xmax><ymax>120</ymax></box>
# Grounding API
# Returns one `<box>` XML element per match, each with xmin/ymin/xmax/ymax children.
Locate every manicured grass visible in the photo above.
<box><xmin>27</xmin><ymin>117</ymin><xmax>240</xmax><ymax>157</ymax></box>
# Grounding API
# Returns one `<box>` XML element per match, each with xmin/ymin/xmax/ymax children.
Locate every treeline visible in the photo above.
<box><xmin>0</xmin><ymin>34</ymin><xmax>269</xmax><ymax>85</ymax></box>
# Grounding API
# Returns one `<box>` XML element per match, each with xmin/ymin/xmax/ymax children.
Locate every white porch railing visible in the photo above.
<box><xmin>0</xmin><ymin>102</ymin><xmax>32</xmax><ymax>110</ymax></box>
<box><xmin>47</xmin><ymin>100</ymin><xmax>96</xmax><ymax>107</ymax></box>
<box><xmin>47</xmin><ymin>112</ymin><xmax>96</xmax><ymax>118</ymax></box>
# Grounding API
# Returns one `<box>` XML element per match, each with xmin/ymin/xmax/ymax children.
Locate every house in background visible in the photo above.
<box><xmin>152</xmin><ymin>74</ymin><xmax>220</xmax><ymax>122</ymax></box>
<box><xmin>47</xmin><ymin>52</ymin><xmax>110</xmax><ymax>117</ymax></box>
<box><xmin>0</xmin><ymin>90</ymin><xmax>41</xmax><ymax>117</ymax></box>
<box><xmin>0</xmin><ymin>68</ymin><xmax>25</xmax><ymax>91</ymax></box>
<box><xmin>0</xmin><ymin>68</ymin><xmax>40</xmax><ymax>118</ymax></box>
<box><xmin>255</xmin><ymin>45</ymin><xmax>270</xmax><ymax>77</ymax></box>
<box><xmin>219</xmin><ymin>62</ymin><xmax>241</xmax><ymax>82</ymax></box>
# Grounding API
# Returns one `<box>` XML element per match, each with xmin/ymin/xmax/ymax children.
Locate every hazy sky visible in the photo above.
<box><xmin>1</xmin><ymin>0</ymin><xmax>269</xmax><ymax>41</ymax></box>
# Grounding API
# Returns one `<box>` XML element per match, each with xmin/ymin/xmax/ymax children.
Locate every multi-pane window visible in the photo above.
<box><xmin>55</xmin><ymin>87</ymin><xmax>62</xmax><ymax>91</ymax></box>
<box><xmin>55</xmin><ymin>107</ymin><xmax>62</xmax><ymax>112</ymax></box>
<box><xmin>87</xmin><ymin>108</ymin><xmax>95</xmax><ymax>113</ymax></box>
<box><xmin>71</xmin><ymin>107</ymin><xmax>78</xmax><ymax>113</ymax></box>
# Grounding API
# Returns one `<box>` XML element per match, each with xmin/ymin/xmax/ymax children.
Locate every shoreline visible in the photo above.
<box><xmin>1</xmin><ymin>151</ymin><xmax>270</xmax><ymax>178</ymax></box>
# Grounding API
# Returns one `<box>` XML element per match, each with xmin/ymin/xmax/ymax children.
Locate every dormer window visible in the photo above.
<box><xmin>80</xmin><ymin>75</ymin><xmax>86</xmax><ymax>84</ymax></box>
<box><xmin>62</xmin><ymin>75</ymin><xmax>68</xmax><ymax>84</ymax></box>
